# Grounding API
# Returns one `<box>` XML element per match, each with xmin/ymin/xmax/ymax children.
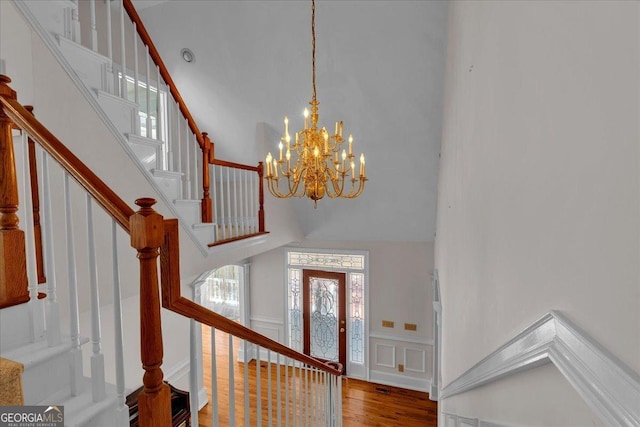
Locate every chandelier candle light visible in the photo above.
<box><xmin>265</xmin><ymin>0</ymin><xmax>367</xmax><ymax>208</ymax></box>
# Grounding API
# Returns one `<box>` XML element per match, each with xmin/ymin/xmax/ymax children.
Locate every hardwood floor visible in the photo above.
<box><xmin>198</xmin><ymin>327</ymin><xmax>437</xmax><ymax>426</ymax></box>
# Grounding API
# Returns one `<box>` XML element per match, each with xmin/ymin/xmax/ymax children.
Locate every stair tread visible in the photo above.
<box><xmin>0</xmin><ymin>335</ymin><xmax>89</xmax><ymax>369</ymax></box>
<box><xmin>39</xmin><ymin>377</ymin><xmax>121</xmax><ymax>427</ymax></box>
<box><xmin>151</xmin><ymin>168</ymin><xmax>183</xmax><ymax>178</ymax></box>
<box><xmin>126</xmin><ymin>133</ymin><xmax>165</xmax><ymax>146</ymax></box>
<box><xmin>94</xmin><ymin>88</ymin><xmax>140</xmax><ymax>108</ymax></box>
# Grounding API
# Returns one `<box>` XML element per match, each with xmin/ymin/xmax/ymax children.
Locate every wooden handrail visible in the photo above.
<box><xmin>122</xmin><ymin>0</ymin><xmax>204</xmax><ymax>149</ymax></box>
<box><xmin>160</xmin><ymin>218</ymin><xmax>342</xmax><ymax>376</ymax></box>
<box><xmin>211</xmin><ymin>158</ymin><xmax>261</xmax><ymax>172</ymax></box>
<box><xmin>0</xmin><ymin>89</ymin><xmax>134</xmax><ymax>232</ymax></box>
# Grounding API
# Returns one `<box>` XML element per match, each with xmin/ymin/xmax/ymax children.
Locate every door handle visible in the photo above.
<box><xmin>340</xmin><ymin>328</ymin><xmax>345</xmax><ymax>333</ymax></box>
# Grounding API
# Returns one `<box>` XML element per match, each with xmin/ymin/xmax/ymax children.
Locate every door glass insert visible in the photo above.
<box><xmin>309</xmin><ymin>275</ymin><xmax>339</xmax><ymax>361</ymax></box>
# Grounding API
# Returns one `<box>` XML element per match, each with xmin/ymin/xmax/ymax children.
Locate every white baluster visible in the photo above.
<box><xmin>277</xmin><ymin>353</ymin><xmax>282</xmax><ymax>427</ymax></box>
<box><xmin>252</xmin><ymin>170</ymin><xmax>257</xmax><ymax>233</ymax></box>
<box><xmin>64</xmin><ymin>174</ymin><xmax>83</xmax><ymax>395</ymax></box>
<box><xmin>188</xmin><ymin>319</ymin><xmax>199</xmax><ymax>426</ymax></box>
<box><xmin>226</xmin><ymin>167</ymin><xmax>231</xmax><ymax>237</ymax></box>
<box><xmin>311</xmin><ymin>369</ymin><xmax>316</xmax><ymax>424</ymax></box>
<box><xmin>175</xmin><ymin>103</ymin><xmax>182</xmax><ymax>184</ymax></box>
<box><xmin>41</xmin><ymin>153</ymin><xmax>61</xmax><ymax>347</ymax></box>
<box><xmin>166</xmin><ymin>99</ymin><xmax>174</xmax><ymax>171</ymax></box>
<box><xmin>145</xmin><ymin>45</ymin><xmax>151</xmax><ymax>137</ymax></box>
<box><xmin>106</xmin><ymin>0</ymin><xmax>112</xmax><ymax>61</ymax></box>
<box><xmin>268</xmin><ymin>349</ymin><xmax>273</xmax><ymax>426</ymax></box>
<box><xmin>19</xmin><ymin>132</ymin><xmax>40</xmax><ymax>344</ymax></box>
<box><xmin>256</xmin><ymin>345</ymin><xmax>262</xmax><ymax>426</ymax></box>
<box><xmin>233</xmin><ymin>168</ymin><xmax>238</xmax><ymax>236</ymax></box>
<box><xmin>184</xmin><ymin>122</ymin><xmax>191</xmax><ymax>199</ymax></box>
<box><xmin>285</xmin><ymin>357</ymin><xmax>290</xmax><ymax>427</ymax></box>
<box><xmin>119</xmin><ymin>0</ymin><xmax>126</xmax><ymax>98</ymax></box>
<box><xmin>210</xmin><ymin>327</ymin><xmax>219</xmax><ymax>427</ymax></box>
<box><xmin>211</xmin><ymin>164</ymin><xmax>217</xmax><ymax>230</ymax></box>
<box><xmin>243</xmin><ymin>340</ymin><xmax>250</xmax><ymax>424</ymax></box>
<box><xmin>229</xmin><ymin>334</ymin><xmax>236</xmax><ymax>427</ymax></box>
<box><xmin>305</xmin><ymin>366</ymin><xmax>309</xmax><ymax>426</ymax></box>
<box><xmin>239</xmin><ymin>169</ymin><xmax>244</xmax><ymax>235</ymax></box>
<box><xmin>293</xmin><ymin>362</ymin><xmax>297</xmax><ymax>427</ymax></box>
<box><xmin>111</xmin><ymin>221</ymin><xmax>128</xmax><ymax>425</ymax></box>
<box><xmin>219</xmin><ymin>166</ymin><xmax>226</xmax><ymax>239</ymax></box>
<box><xmin>156</xmin><ymin>65</ymin><xmax>162</xmax><ymax>143</ymax></box>
<box><xmin>89</xmin><ymin>0</ymin><xmax>97</xmax><ymax>51</ymax></box>
<box><xmin>193</xmin><ymin>140</ymin><xmax>199</xmax><ymax>199</ymax></box>
<box><xmin>86</xmin><ymin>195</ymin><xmax>106</xmax><ymax>402</ymax></box>
<box><xmin>337</xmin><ymin>373</ymin><xmax>342</xmax><ymax>424</ymax></box>
<box><xmin>133</xmin><ymin>23</ymin><xmax>139</xmax><ymax>126</ymax></box>
<box><xmin>71</xmin><ymin>0</ymin><xmax>81</xmax><ymax>43</ymax></box>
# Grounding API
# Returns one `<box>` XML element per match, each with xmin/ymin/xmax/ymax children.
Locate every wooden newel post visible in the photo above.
<box><xmin>258</xmin><ymin>161</ymin><xmax>265</xmax><ymax>232</ymax></box>
<box><xmin>200</xmin><ymin>132</ymin><xmax>212</xmax><ymax>223</ymax></box>
<box><xmin>130</xmin><ymin>198</ymin><xmax>172</xmax><ymax>427</ymax></box>
<box><xmin>0</xmin><ymin>75</ymin><xmax>29</xmax><ymax>309</ymax></box>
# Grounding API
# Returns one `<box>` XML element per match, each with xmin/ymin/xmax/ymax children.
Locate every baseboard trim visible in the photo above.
<box><xmin>440</xmin><ymin>311</ymin><xmax>640</xmax><ymax>426</ymax></box>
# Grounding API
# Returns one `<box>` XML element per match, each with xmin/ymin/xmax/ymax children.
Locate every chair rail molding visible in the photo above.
<box><xmin>440</xmin><ymin>311</ymin><xmax>640</xmax><ymax>427</ymax></box>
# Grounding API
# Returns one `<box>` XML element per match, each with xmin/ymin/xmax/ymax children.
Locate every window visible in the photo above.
<box><xmin>201</xmin><ymin>265</ymin><xmax>241</xmax><ymax>322</ymax></box>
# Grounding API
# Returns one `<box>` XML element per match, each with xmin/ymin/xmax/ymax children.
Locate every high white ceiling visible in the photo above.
<box><xmin>137</xmin><ymin>0</ymin><xmax>448</xmax><ymax>242</ymax></box>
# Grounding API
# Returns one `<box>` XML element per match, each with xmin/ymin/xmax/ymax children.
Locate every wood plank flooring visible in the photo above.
<box><xmin>198</xmin><ymin>327</ymin><xmax>437</xmax><ymax>426</ymax></box>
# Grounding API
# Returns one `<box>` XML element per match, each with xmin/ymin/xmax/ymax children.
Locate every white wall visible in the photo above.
<box><xmin>250</xmin><ymin>239</ymin><xmax>434</xmax><ymax>391</ymax></box>
<box><xmin>436</xmin><ymin>0</ymin><xmax>639</xmax><ymax>424</ymax></box>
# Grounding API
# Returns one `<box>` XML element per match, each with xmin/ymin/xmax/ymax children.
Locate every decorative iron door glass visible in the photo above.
<box><xmin>303</xmin><ymin>269</ymin><xmax>347</xmax><ymax>373</ymax></box>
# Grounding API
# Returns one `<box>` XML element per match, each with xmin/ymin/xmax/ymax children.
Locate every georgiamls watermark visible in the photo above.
<box><xmin>0</xmin><ymin>406</ymin><xmax>64</xmax><ymax>427</ymax></box>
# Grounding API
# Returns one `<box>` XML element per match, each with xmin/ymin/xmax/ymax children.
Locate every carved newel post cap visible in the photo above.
<box><xmin>130</xmin><ymin>198</ymin><xmax>164</xmax><ymax>250</ymax></box>
<box><xmin>0</xmin><ymin>75</ymin><xmax>11</xmax><ymax>84</ymax></box>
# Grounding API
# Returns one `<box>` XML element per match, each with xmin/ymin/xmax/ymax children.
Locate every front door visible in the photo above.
<box><xmin>302</xmin><ymin>269</ymin><xmax>347</xmax><ymax>373</ymax></box>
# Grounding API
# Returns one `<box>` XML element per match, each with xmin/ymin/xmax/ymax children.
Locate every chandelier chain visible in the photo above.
<box><xmin>264</xmin><ymin>0</ymin><xmax>366</xmax><ymax>206</ymax></box>
<box><xmin>311</xmin><ymin>0</ymin><xmax>316</xmax><ymax>101</ymax></box>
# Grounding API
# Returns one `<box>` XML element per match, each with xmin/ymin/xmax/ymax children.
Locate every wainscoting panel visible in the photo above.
<box><xmin>375</xmin><ymin>343</ymin><xmax>396</xmax><ymax>368</ymax></box>
<box><xmin>404</xmin><ymin>347</ymin><xmax>426</xmax><ymax>373</ymax></box>
<box><xmin>369</xmin><ymin>333</ymin><xmax>433</xmax><ymax>392</ymax></box>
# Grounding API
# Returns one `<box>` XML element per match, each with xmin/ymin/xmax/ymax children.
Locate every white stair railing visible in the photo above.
<box><xmin>211</xmin><ymin>162</ymin><xmax>262</xmax><ymax>242</ymax></box>
<box><xmin>2</xmin><ymin>87</ymin><xmax>133</xmax><ymax>418</ymax></box>
<box><xmin>72</xmin><ymin>0</ymin><xmax>203</xmax><ymax>205</ymax></box>
<box><xmin>199</xmin><ymin>328</ymin><xmax>343</xmax><ymax>427</ymax></box>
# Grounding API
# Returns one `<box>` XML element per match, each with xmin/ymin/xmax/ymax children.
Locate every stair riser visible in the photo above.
<box><xmin>95</xmin><ymin>92</ymin><xmax>138</xmax><ymax>136</ymax></box>
<box><xmin>0</xmin><ymin>302</ymin><xmax>43</xmax><ymax>353</ymax></box>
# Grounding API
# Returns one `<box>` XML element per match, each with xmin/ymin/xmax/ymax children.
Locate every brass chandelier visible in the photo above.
<box><xmin>264</xmin><ymin>0</ymin><xmax>366</xmax><ymax>208</ymax></box>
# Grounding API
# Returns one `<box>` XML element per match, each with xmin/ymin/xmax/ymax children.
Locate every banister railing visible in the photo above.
<box><xmin>161</xmin><ymin>218</ymin><xmax>341</xmax><ymax>376</ymax></box>
<box><xmin>2</xmin><ymin>72</ymin><xmax>339</xmax><ymax>425</ymax></box>
<box><xmin>0</xmin><ymin>74</ymin><xmax>136</xmax><ymax>423</ymax></box>
<box><xmin>160</xmin><ymin>218</ymin><xmax>343</xmax><ymax>426</ymax></box>
<box><xmin>0</xmin><ymin>83</ymin><xmax>134</xmax><ymax>230</ymax></box>
<box><xmin>121</xmin><ymin>0</ymin><xmax>203</xmax><ymax>149</ymax></box>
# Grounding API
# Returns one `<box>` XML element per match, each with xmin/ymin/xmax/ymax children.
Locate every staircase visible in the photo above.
<box><xmin>16</xmin><ymin>0</ymin><xmax>266</xmax><ymax>250</ymax></box>
<box><xmin>0</xmin><ymin>1</ymin><xmax>342</xmax><ymax>426</ymax></box>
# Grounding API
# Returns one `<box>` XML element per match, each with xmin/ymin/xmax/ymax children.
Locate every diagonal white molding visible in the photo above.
<box><xmin>440</xmin><ymin>311</ymin><xmax>640</xmax><ymax>427</ymax></box>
